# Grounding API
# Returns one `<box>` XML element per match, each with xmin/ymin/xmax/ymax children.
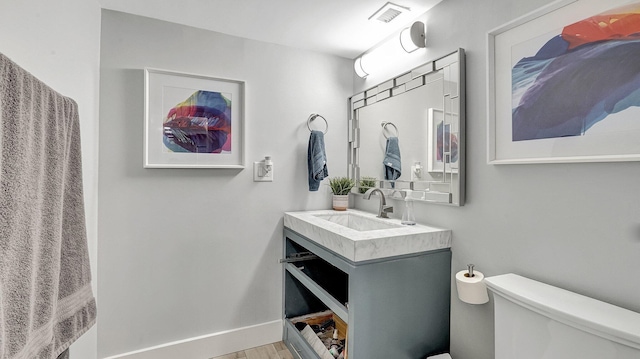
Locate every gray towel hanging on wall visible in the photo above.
<box><xmin>0</xmin><ymin>53</ymin><xmax>96</xmax><ymax>359</ymax></box>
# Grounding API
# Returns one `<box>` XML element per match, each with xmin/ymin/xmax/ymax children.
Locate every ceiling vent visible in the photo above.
<box><xmin>368</xmin><ymin>2</ymin><xmax>411</xmax><ymax>23</ymax></box>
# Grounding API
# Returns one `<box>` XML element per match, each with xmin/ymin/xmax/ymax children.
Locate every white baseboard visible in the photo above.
<box><xmin>103</xmin><ymin>320</ymin><xmax>283</xmax><ymax>359</ymax></box>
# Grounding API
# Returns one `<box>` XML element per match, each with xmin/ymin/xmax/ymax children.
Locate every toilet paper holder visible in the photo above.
<box><xmin>456</xmin><ymin>263</ymin><xmax>489</xmax><ymax>305</ymax></box>
<box><xmin>465</xmin><ymin>264</ymin><xmax>475</xmax><ymax>278</ymax></box>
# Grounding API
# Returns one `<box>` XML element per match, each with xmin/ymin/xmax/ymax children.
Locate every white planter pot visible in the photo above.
<box><xmin>332</xmin><ymin>194</ymin><xmax>349</xmax><ymax>211</ymax></box>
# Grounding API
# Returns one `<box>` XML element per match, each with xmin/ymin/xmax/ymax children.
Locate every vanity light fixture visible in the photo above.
<box><xmin>354</xmin><ymin>56</ymin><xmax>369</xmax><ymax>78</ymax></box>
<box><xmin>400</xmin><ymin>21</ymin><xmax>426</xmax><ymax>53</ymax></box>
<box><xmin>354</xmin><ymin>17</ymin><xmax>424</xmax><ymax>78</ymax></box>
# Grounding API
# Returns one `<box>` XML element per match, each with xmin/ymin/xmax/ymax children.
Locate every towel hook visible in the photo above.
<box><xmin>307</xmin><ymin>114</ymin><xmax>328</xmax><ymax>134</ymax></box>
<box><xmin>381</xmin><ymin>121</ymin><xmax>399</xmax><ymax>139</ymax></box>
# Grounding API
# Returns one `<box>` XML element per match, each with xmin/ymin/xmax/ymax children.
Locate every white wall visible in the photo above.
<box><xmin>0</xmin><ymin>1</ymin><xmax>101</xmax><ymax>358</ymax></box>
<box><xmin>353</xmin><ymin>1</ymin><xmax>640</xmax><ymax>358</ymax></box>
<box><xmin>98</xmin><ymin>10</ymin><xmax>352</xmax><ymax>358</ymax></box>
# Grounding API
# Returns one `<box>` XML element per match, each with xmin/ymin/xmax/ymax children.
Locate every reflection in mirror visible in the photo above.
<box><xmin>348</xmin><ymin>49</ymin><xmax>465</xmax><ymax>205</ymax></box>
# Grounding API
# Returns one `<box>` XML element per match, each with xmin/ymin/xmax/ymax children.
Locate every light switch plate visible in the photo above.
<box><xmin>253</xmin><ymin>162</ymin><xmax>273</xmax><ymax>182</ymax></box>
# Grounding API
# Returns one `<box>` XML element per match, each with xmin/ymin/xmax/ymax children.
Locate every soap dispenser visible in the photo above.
<box><xmin>401</xmin><ymin>190</ymin><xmax>416</xmax><ymax>225</ymax></box>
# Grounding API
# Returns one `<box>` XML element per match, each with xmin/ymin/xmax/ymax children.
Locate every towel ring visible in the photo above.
<box><xmin>307</xmin><ymin>114</ymin><xmax>328</xmax><ymax>134</ymax></box>
<box><xmin>381</xmin><ymin>121</ymin><xmax>399</xmax><ymax>139</ymax></box>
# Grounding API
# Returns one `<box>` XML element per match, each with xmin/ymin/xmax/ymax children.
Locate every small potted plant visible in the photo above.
<box><xmin>358</xmin><ymin>176</ymin><xmax>377</xmax><ymax>194</ymax></box>
<box><xmin>329</xmin><ymin>177</ymin><xmax>355</xmax><ymax>211</ymax></box>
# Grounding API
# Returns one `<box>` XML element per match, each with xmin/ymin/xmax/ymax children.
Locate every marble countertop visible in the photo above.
<box><xmin>284</xmin><ymin>209</ymin><xmax>451</xmax><ymax>262</ymax></box>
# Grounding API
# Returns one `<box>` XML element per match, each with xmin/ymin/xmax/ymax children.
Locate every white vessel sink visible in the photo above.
<box><xmin>284</xmin><ymin>209</ymin><xmax>451</xmax><ymax>262</ymax></box>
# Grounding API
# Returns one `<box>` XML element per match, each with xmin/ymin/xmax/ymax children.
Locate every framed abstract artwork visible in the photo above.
<box><xmin>427</xmin><ymin>108</ymin><xmax>459</xmax><ymax>173</ymax></box>
<box><xmin>144</xmin><ymin>68</ymin><xmax>245</xmax><ymax>168</ymax></box>
<box><xmin>487</xmin><ymin>0</ymin><xmax>640</xmax><ymax>164</ymax></box>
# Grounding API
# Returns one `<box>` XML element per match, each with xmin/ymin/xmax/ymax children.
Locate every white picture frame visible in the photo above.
<box><xmin>428</xmin><ymin>108</ymin><xmax>459</xmax><ymax>173</ymax></box>
<box><xmin>487</xmin><ymin>0</ymin><xmax>640</xmax><ymax>164</ymax></box>
<box><xmin>144</xmin><ymin>68</ymin><xmax>245</xmax><ymax>168</ymax></box>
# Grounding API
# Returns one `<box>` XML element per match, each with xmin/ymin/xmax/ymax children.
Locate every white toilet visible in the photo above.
<box><xmin>429</xmin><ymin>273</ymin><xmax>640</xmax><ymax>359</ymax></box>
<box><xmin>485</xmin><ymin>273</ymin><xmax>640</xmax><ymax>359</ymax></box>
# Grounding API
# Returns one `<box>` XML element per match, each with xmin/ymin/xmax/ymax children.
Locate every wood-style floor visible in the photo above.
<box><xmin>209</xmin><ymin>342</ymin><xmax>293</xmax><ymax>359</ymax></box>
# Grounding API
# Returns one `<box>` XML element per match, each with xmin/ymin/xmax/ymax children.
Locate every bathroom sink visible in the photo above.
<box><xmin>313</xmin><ymin>212</ymin><xmax>402</xmax><ymax>231</ymax></box>
<box><xmin>284</xmin><ymin>209</ymin><xmax>451</xmax><ymax>262</ymax></box>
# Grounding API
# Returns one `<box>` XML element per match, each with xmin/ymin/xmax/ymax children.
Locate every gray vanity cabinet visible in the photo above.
<box><xmin>282</xmin><ymin>227</ymin><xmax>451</xmax><ymax>359</ymax></box>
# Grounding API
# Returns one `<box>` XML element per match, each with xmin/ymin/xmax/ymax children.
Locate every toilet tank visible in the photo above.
<box><xmin>485</xmin><ymin>274</ymin><xmax>640</xmax><ymax>359</ymax></box>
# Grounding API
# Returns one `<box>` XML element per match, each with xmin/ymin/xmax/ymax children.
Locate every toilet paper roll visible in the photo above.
<box><xmin>455</xmin><ymin>269</ymin><xmax>489</xmax><ymax>304</ymax></box>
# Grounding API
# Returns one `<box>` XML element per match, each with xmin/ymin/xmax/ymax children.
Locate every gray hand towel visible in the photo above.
<box><xmin>308</xmin><ymin>130</ymin><xmax>328</xmax><ymax>191</ymax></box>
<box><xmin>383</xmin><ymin>136</ymin><xmax>401</xmax><ymax>181</ymax></box>
<box><xmin>0</xmin><ymin>53</ymin><xmax>96</xmax><ymax>359</ymax></box>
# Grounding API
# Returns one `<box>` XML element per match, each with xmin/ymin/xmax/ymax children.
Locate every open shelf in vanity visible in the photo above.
<box><xmin>282</xmin><ymin>224</ymin><xmax>452</xmax><ymax>359</ymax></box>
<box><xmin>284</xmin><ymin>239</ymin><xmax>349</xmax><ymax>320</ymax></box>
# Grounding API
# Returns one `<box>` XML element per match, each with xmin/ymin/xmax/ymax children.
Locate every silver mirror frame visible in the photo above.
<box><xmin>348</xmin><ymin>48</ymin><xmax>465</xmax><ymax>206</ymax></box>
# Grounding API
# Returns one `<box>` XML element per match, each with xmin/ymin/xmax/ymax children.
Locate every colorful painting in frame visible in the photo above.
<box><xmin>487</xmin><ymin>0</ymin><xmax>640</xmax><ymax>164</ymax></box>
<box><xmin>427</xmin><ymin>108</ymin><xmax>459</xmax><ymax>173</ymax></box>
<box><xmin>144</xmin><ymin>68</ymin><xmax>245</xmax><ymax>168</ymax></box>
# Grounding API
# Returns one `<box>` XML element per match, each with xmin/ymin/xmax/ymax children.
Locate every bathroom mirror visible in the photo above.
<box><xmin>348</xmin><ymin>49</ymin><xmax>465</xmax><ymax>205</ymax></box>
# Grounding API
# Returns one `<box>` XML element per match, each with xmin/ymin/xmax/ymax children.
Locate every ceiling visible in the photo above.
<box><xmin>98</xmin><ymin>0</ymin><xmax>443</xmax><ymax>59</ymax></box>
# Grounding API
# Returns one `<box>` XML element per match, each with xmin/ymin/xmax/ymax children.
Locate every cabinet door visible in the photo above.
<box><xmin>348</xmin><ymin>250</ymin><xmax>452</xmax><ymax>358</ymax></box>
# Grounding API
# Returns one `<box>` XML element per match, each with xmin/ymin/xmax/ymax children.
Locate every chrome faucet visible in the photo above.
<box><xmin>363</xmin><ymin>188</ymin><xmax>393</xmax><ymax>218</ymax></box>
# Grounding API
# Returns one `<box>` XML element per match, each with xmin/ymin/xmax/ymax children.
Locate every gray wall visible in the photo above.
<box><xmin>354</xmin><ymin>1</ymin><xmax>640</xmax><ymax>358</ymax></box>
<box><xmin>100</xmin><ymin>2</ymin><xmax>640</xmax><ymax>358</ymax></box>
<box><xmin>98</xmin><ymin>10</ymin><xmax>352</xmax><ymax>357</ymax></box>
